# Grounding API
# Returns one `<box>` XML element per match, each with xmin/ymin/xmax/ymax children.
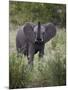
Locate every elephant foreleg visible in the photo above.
<box><xmin>39</xmin><ymin>44</ymin><xmax>44</xmax><ymax>58</ymax></box>
<box><xmin>27</xmin><ymin>42</ymin><xmax>34</xmax><ymax>65</ymax></box>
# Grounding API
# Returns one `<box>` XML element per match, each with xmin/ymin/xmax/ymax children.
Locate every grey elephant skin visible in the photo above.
<box><xmin>16</xmin><ymin>22</ymin><xmax>56</xmax><ymax>65</ymax></box>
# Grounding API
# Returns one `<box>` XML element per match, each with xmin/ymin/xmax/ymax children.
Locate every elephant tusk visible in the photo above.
<box><xmin>35</xmin><ymin>39</ymin><xmax>37</xmax><ymax>42</ymax></box>
<box><xmin>42</xmin><ymin>39</ymin><xmax>43</xmax><ymax>42</ymax></box>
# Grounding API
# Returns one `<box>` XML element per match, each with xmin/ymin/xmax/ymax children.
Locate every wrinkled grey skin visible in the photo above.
<box><xmin>16</xmin><ymin>22</ymin><xmax>56</xmax><ymax>65</ymax></box>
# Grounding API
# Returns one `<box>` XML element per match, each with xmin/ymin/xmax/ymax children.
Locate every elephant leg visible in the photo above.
<box><xmin>16</xmin><ymin>48</ymin><xmax>22</xmax><ymax>58</ymax></box>
<box><xmin>39</xmin><ymin>44</ymin><xmax>44</xmax><ymax>58</ymax></box>
<box><xmin>28</xmin><ymin>54</ymin><xmax>34</xmax><ymax>65</ymax></box>
<box><xmin>39</xmin><ymin>51</ymin><xmax>44</xmax><ymax>58</ymax></box>
<box><xmin>27</xmin><ymin>42</ymin><xmax>34</xmax><ymax>65</ymax></box>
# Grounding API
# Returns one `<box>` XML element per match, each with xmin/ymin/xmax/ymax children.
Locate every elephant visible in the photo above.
<box><xmin>16</xmin><ymin>22</ymin><xmax>56</xmax><ymax>65</ymax></box>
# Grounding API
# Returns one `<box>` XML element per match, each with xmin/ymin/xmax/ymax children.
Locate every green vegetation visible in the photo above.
<box><xmin>9</xmin><ymin>1</ymin><xmax>66</xmax><ymax>30</ymax></box>
<box><xmin>9</xmin><ymin>1</ymin><xmax>66</xmax><ymax>89</ymax></box>
<box><xmin>9</xmin><ymin>29</ymin><xmax>66</xmax><ymax>88</ymax></box>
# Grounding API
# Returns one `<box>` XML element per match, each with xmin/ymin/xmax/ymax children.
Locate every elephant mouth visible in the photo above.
<box><xmin>35</xmin><ymin>39</ymin><xmax>44</xmax><ymax>44</ymax></box>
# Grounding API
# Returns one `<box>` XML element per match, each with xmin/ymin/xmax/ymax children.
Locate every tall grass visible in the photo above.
<box><xmin>9</xmin><ymin>29</ymin><xmax>66</xmax><ymax>88</ymax></box>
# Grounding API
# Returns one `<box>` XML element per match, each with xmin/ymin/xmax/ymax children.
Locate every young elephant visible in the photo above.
<box><xmin>16</xmin><ymin>22</ymin><xmax>56</xmax><ymax>65</ymax></box>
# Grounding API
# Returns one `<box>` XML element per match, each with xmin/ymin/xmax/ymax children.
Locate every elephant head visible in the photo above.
<box><xmin>23</xmin><ymin>22</ymin><xmax>56</xmax><ymax>44</ymax></box>
<box><xmin>34</xmin><ymin>21</ymin><xmax>45</xmax><ymax>43</ymax></box>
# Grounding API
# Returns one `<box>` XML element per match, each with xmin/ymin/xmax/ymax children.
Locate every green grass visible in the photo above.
<box><xmin>9</xmin><ymin>29</ymin><xmax>66</xmax><ymax>88</ymax></box>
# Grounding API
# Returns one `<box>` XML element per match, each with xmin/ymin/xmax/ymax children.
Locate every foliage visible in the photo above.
<box><xmin>9</xmin><ymin>29</ymin><xmax>66</xmax><ymax>88</ymax></box>
<box><xmin>9</xmin><ymin>1</ymin><xmax>66</xmax><ymax>29</ymax></box>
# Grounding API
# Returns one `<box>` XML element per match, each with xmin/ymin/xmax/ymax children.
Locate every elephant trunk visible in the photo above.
<box><xmin>37</xmin><ymin>21</ymin><xmax>41</xmax><ymax>40</ymax></box>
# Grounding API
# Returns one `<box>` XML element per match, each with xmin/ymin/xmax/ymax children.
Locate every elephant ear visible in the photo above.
<box><xmin>23</xmin><ymin>22</ymin><xmax>35</xmax><ymax>43</ymax></box>
<box><xmin>44</xmin><ymin>23</ymin><xmax>56</xmax><ymax>43</ymax></box>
